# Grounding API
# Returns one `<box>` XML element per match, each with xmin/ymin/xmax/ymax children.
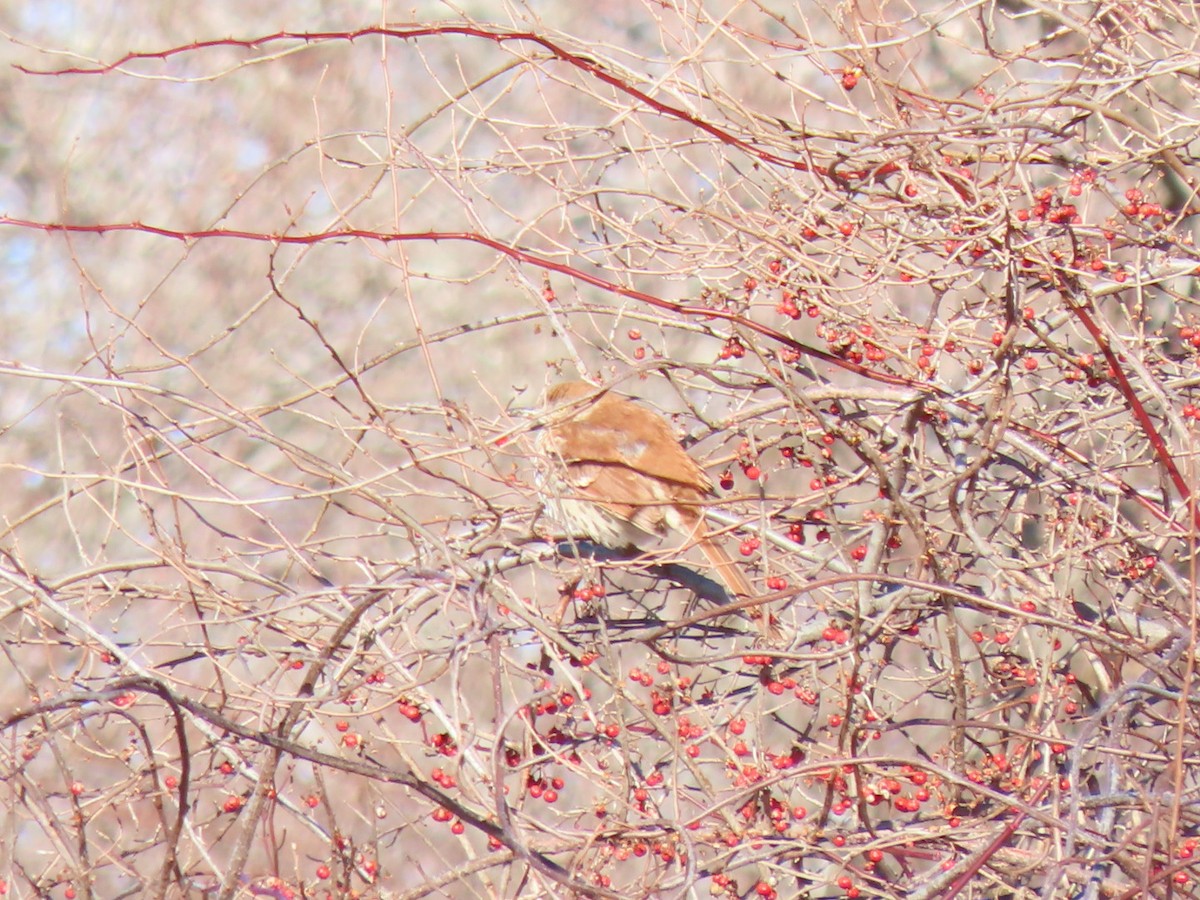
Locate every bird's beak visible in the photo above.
<box><xmin>508</xmin><ymin>405</ymin><xmax>545</xmax><ymax>431</ymax></box>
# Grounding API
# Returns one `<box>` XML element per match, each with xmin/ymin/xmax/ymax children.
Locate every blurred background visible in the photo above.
<box><xmin>2</xmin><ymin>1</ymin><xmax>1199</xmax><ymax>897</ymax></box>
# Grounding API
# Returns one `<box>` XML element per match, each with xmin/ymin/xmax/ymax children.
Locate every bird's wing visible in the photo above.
<box><xmin>547</xmin><ymin>411</ymin><xmax>712</xmax><ymax>493</ymax></box>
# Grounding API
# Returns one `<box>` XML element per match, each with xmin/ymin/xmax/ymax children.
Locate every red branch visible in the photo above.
<box><xmin>0</xmin><ymin>215</ymin><xmax>921</xmax><ymax>389</ymax></box>
<box><xmin>1065</xmin><ymin>298</ymin><xmax>1194</xmax><ymax>514</ymax></box>
<box><xmin>942</xmin><ymin>780</ymin><xmax>1051</xmax><ymax>898</ymax></box>
<box><xmin>1</xmin><ymin>214</ymin><xmax>1181</xmax><ymax>531</ymax></box>
<box><xmin>13</xmin><ymin>26</ymin><xmax>909</xmax><ymax>187</ymax></box>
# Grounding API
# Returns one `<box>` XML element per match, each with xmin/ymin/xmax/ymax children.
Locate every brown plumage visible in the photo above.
<box><xmin>537</xmin><ymin>381</ymin><xmax>754</xmax><ymax>602</ymax></box>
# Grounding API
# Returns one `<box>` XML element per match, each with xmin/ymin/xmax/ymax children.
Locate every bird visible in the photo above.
<box><xmin>535</xmin><ymin>380</ymin><xmax>755</xmax><ymax>605</ymax></box>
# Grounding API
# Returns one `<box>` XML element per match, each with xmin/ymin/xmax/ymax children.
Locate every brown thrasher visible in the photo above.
<box><xmin>536</xmin><ymin>380</ymin><xmax>754</xmax><ymax>603</ymax></box>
